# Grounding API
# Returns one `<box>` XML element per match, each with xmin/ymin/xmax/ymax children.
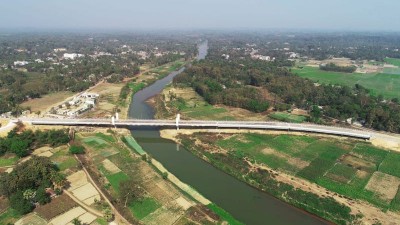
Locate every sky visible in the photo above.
<box><xmin>1</xmin><ymin>0</ymin><xmax>400</xmax><ymax>31</ymax></box>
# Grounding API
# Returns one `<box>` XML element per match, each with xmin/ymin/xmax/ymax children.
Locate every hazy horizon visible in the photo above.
<box><xmin>1</xmin><ymin>0</ymin><xmax>400</xmax><ymax>32</ymax></box>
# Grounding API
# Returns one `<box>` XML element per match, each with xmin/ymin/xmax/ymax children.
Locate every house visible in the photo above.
<box><xmin>81</xmin><ymin>92</ymin><xmax>99</xmax><ymax>98</ymax></box>
<box><xmin>54</xmin><ymin>48</ymin><xmax>67</xmax><ymax>52</ymax></box>
<box><xmin>63</xmin><ymin>53</ymin><xmax>84</xmax><ymax>60</ymax></box>
<box><xmin>13</xmin><ymin>61</ymin><xmax>29</xmax><ymax>66</ymax></box>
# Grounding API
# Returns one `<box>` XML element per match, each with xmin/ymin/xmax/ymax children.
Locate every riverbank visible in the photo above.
<box><xmin>159</xmin><ymin>128</ymin><xmax>400</xmax><ymax>225</ymax></box>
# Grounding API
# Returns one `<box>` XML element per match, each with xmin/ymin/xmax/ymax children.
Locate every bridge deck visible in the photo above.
<box><xmin>18</xmin><ymin>118</ymin><xmax>371</xmax><ymax>139</ymax></box>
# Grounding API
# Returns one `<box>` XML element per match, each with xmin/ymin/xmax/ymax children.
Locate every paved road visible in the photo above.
<box><xmin>0</xmin><ymin>121</ymin><xmax>16</xmax><ymax>134</ymax></box>
<box><xmin>19</xmin><ymin>118</ymin><xmax>372</xmax><ymax>139</ymax></box>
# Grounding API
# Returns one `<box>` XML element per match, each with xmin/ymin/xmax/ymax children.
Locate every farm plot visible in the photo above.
<box><xmin>50</xmin><ymin>147</ymin><xmax>79</xmax><ymax>172</ymax></box>
<box><xmin>365</xmin><ymin>172</ymin><xmax>400</xmax><ymax>203</ymax></box>
<box><xmin>213</xmin><ymin>132</ymin><xmax>400</xmax><ymax>210</ymax></box>
<box><xmin>15</xmin><ymin>213</ymin><xmax>47</xmax><ymax>225</ymax></box>
<box><xmin>35</xmin><ymin>194</ymin><xmax>78</xmax><ymax>221</ymax></box>
<box><xmin>102</xmin><ymin>159</ymin><xmax>121</xmax><ymax>174</ymax></box>
<box><xmin>67</xmin><ymin>171</ymin><xmax>100</xmax><ymax>206</ymax></box>
<box><xmin>82</xmin><ymin>136</ymin><xmax>118</xmax><ymax>158</ymax></box>
<box><xmin>48</xmin><ymin>207</ymin><xmax>96</xmax><ymax>225</ymax></box>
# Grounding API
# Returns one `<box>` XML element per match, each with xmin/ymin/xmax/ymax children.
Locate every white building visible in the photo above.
<box><xmin>54</xmin><ymin>48</ymin><xmax>67</xmax><ymax>52</ymax></box>
<box><xmin>14</xmin><ymin>61</ymin><xmax>29</xmax><ymax>66</ymax></box>
<box><xmin>63</xmin><ymin>53</ymin><xmax>84</xmax><ymax>60</ymax></box>
<box><xmin>81</xmin><ymin>92</ymin><xmax>99</xmax><ymax>98</ymax></box>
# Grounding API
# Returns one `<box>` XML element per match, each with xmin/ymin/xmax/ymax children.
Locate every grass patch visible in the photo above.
<box><xmin>57</xmin><ymin>157</ymin><xmax>78</xmax><ymax>171</ymax></box>
<box><xmin>379</xmin><ymin>151</ymin><xmax>400</xmax><ymax>177</ymax></box>
<box><xmin>95</xmin><ymin>133</ymin><xmax>115</xmax><ymax>143</ymax></box>
<box><xmin>106</xmin><ymin>171</ymin><xmax>129</xmax><ymax>193</ymax></box>
<box><xmin>293</xmin><ymin>66</ymin><xmax>400</xmax><ymax>99</ymax></box>
<box><xmin>123</xmin><ymin>136</ymin><xmax>146</xmax><ymax>155</ymax></box>
<box><xmin>0</xmin><ymin>156</ymin><xmax>18</xmax><ymax>167</ymax></box>
<box><xmin>129</xmin><ymin>197</ymin><xmax>161</xmax><ymax>220</ymax></box>
<box><xmin>269</xmin><ymin>112</ymin><xmax>307</xmax><ymax>123</ymax></box>
<box><xmin>128</xmin><ymin>82</ymin><xmax>146</xmax><ymax>93</ymax></box>
<box><xmin>95</xmin><ymin>217</ymin><xmax>108</xmax><ymax>225</ymax></box>
<box><xmin>385</xmin><ymin>58</ymin><xmax>400</xmax><ymax>67</ymax></box>
<box><xmin>207</xmin><ymin>203</ymin><xmax>244</xmax><ymax>225</ymax></box>
<box><xmin>0</xmin><ymin>208</ymin><xmax>21</xmax><ymax>224</ymax></box>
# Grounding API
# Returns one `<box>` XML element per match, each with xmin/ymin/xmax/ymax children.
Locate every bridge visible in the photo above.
<box><xmin>16</xmin><ymin>117</ymin><xmax>372</xmax><ymax>140</ymax></box>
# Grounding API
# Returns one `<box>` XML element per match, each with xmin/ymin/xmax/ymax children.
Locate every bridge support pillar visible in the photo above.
<box><xmin>176</xmin><ymin>113</ymin><xmax>180</xmax><ymax>130</ymax></box>
<box><xmin>111</xmin><ymin>116</ymin><xmax>115</xmax><ymax>126</ymax></box>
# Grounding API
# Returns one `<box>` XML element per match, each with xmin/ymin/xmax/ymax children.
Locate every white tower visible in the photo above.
<box><xmin>176</xmin><ymin>113</ymin><xmax>180</xmax><ymax>130</ymax></box>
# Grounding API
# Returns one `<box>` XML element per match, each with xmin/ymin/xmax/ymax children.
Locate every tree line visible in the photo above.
<box><xmin>320</xmin><ymin>63</ymin><xmax>356</xmax><ymax>73</ymax></box>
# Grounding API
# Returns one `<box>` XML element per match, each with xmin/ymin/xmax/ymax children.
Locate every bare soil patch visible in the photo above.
<box><xmin>102</xmin><ymin>159</ymin><xmax>121</xmax><ymax>174</ymax></box>
<box><xmin>365</xmin><ymin>171</ymin><xmax>400</xmax><ymax>202</ymax></box>
<box><xmin>341</xmin><ymin>154</ymin><xmax>376</xmax><ymax>172</ymax></box>
<box><xmin>48</xmin><ymin>206</ymin><xmax>87</xmax><ymax>225</ymax></box>
<box><xmin>21</xmin><ymin>91</ymin><xmax>74</xmax><ymax>114</ymax></box>
<box><xmin>15</xmin><ymin>213</ymin><xmax>47</xmax><ymax>225</ymax></box>
<box><xmin>261</xmin><ymin>147</ymin><xmax>310</xmax><ymax>170</ymax></box>
<box><xmin>67</xmin><ymin>170</ymin><xmax>88</xmax><ymax>190</ymax></box>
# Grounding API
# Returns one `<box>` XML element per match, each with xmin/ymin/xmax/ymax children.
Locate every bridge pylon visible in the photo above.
<box><xmin>176</xmin><ymin>113</ymin><xmax>180</xmax><ymax>130</ymax></box>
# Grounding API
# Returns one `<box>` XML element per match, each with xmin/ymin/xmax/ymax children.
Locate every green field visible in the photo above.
<box><xmin>95</xmin><ymin>132</ymin><xmax>115</xmax><ymax>143</ymax></box>
<box><xmin>0</xmin><ymin>155</ymin><xmax>18</xmax><ymax>167</ymax></box>
<box><xmin>207</xmin><ymin>203</ymin><xmax>244</xmax><ymax>225</ymax></box>
<box><xmin>293</xmin><ymin>66</ymin><xmax>400</xmax><ymax>99</ymax></box>
<box><xmin>269</xmin><ymin>112</ymin><xmax>307</xmax><ymax>123</ymax></box>
<box><xmin>385</xmin><ymin>58</ymin><xmax>400</xmax><ymax>67</ymax></box>
<box><xmin>129</xmin><ymin>197</ymin><xmax>161</xmax><ymax>220</ymax></box>
<box><xmin>123</xmin><ymin>136</ymin><xmax>146</xmax><ymax>155</ymax></box>
<box><xmin>106</xmin><ymin>171</ymin><xmax>129</xmax><ymax>193</ymax></box>
<box><xmin>0</xmin><ymin>208</ymin><xmax>21</xmax><ymax>224</ymax></box>
<box><xmin>215</xmin><ymin>133</ymin><xmax>400</xmax><ymax>210</ymax></box>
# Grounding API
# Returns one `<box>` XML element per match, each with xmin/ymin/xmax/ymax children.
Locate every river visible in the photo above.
<box><xmin>128</xmin><ymin>41</ymin><xmax>327</xmax><ymax>225</ymax></box>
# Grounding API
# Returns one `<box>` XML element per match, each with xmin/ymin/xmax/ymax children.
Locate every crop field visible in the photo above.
<box><xmin>385</xmin><ymin>58</ymin><xmax>400</xmax><ymax>67</ymax></box>
<box><xmin>293</xmin><ymin>66</ymin><xmax>400</xmax><ymax>99</ymax></box>
<box><xmin>80</xmin><ymin>135</ymin><xmax>119</xmax><ymax>159</ymax></box>
<box><xmin>78</xmin><ymin>132</ymin><xmax>224</xmax><ymax>224</ymax></box>
<box><xmin>50</xmin><ymin>146</ymin><xmax>79</xmax><ymax>172</ymax></box>
<box><xmin>129</xmin><ymin>197</ymin><xmax>161</xmax><ymax>220</ymax></box>
<box><xmin>269</xmin><ymin>112</ymin><xmax>307</xmax><ymax>123</ymax></box>
<box><xmin>106</xmin><ymin>171</ymin><xmax>129</xmax><ymax>193</ymax></box>
<box><xmin>215</xmin><ymin>133</ymin><xmax>400</xmax><ymax>210</ymax></box>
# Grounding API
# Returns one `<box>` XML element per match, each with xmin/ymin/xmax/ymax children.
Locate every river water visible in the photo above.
<box><xmin>128</xmin><ymin>41</ymin><xmax>327</xmax><ymax>225</ymax></box>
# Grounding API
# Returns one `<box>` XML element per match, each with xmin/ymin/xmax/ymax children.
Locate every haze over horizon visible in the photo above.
<box><xmin>1</xmin><ymin>0</ymin><xmax>400</xmax><ymax>32</ymax></box>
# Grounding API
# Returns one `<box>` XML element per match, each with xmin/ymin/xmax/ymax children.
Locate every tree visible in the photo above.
<box><xmin>310</xmin><ymin>105</ymin><xmax>321</xmax><ymax>122</ymax></box>
<box><xmin>72</xmin><ymin>218</ymin><xmax>82</xmax><ymax>225</ymax></box>
<box><xmin>119</xmin><ymin>180</ymin><xmax>143</xmax><ymax>207</ymax></box>
<box><xmin>103</xmin><ymin>208</ymin><xmax>114</xmax><ymax>222</ymax></box>
<box><xmin>35</xmin><ymin>186</ymin><xmax>51</xmax><ymax>205</ymax></box>
<box><xmin>10</xmin><ymin>191</ymin><xmax>34</xmax><ymax>215</ymax></box>
<box><xmin>23</xmin><ymin>189</ymin><xmax>36</xmax><ymax>201</ymax></box>
<box><xmin>10</xmin><ymin>138</ymin><xmax>29</xmax><ymax>158</ymax></box>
